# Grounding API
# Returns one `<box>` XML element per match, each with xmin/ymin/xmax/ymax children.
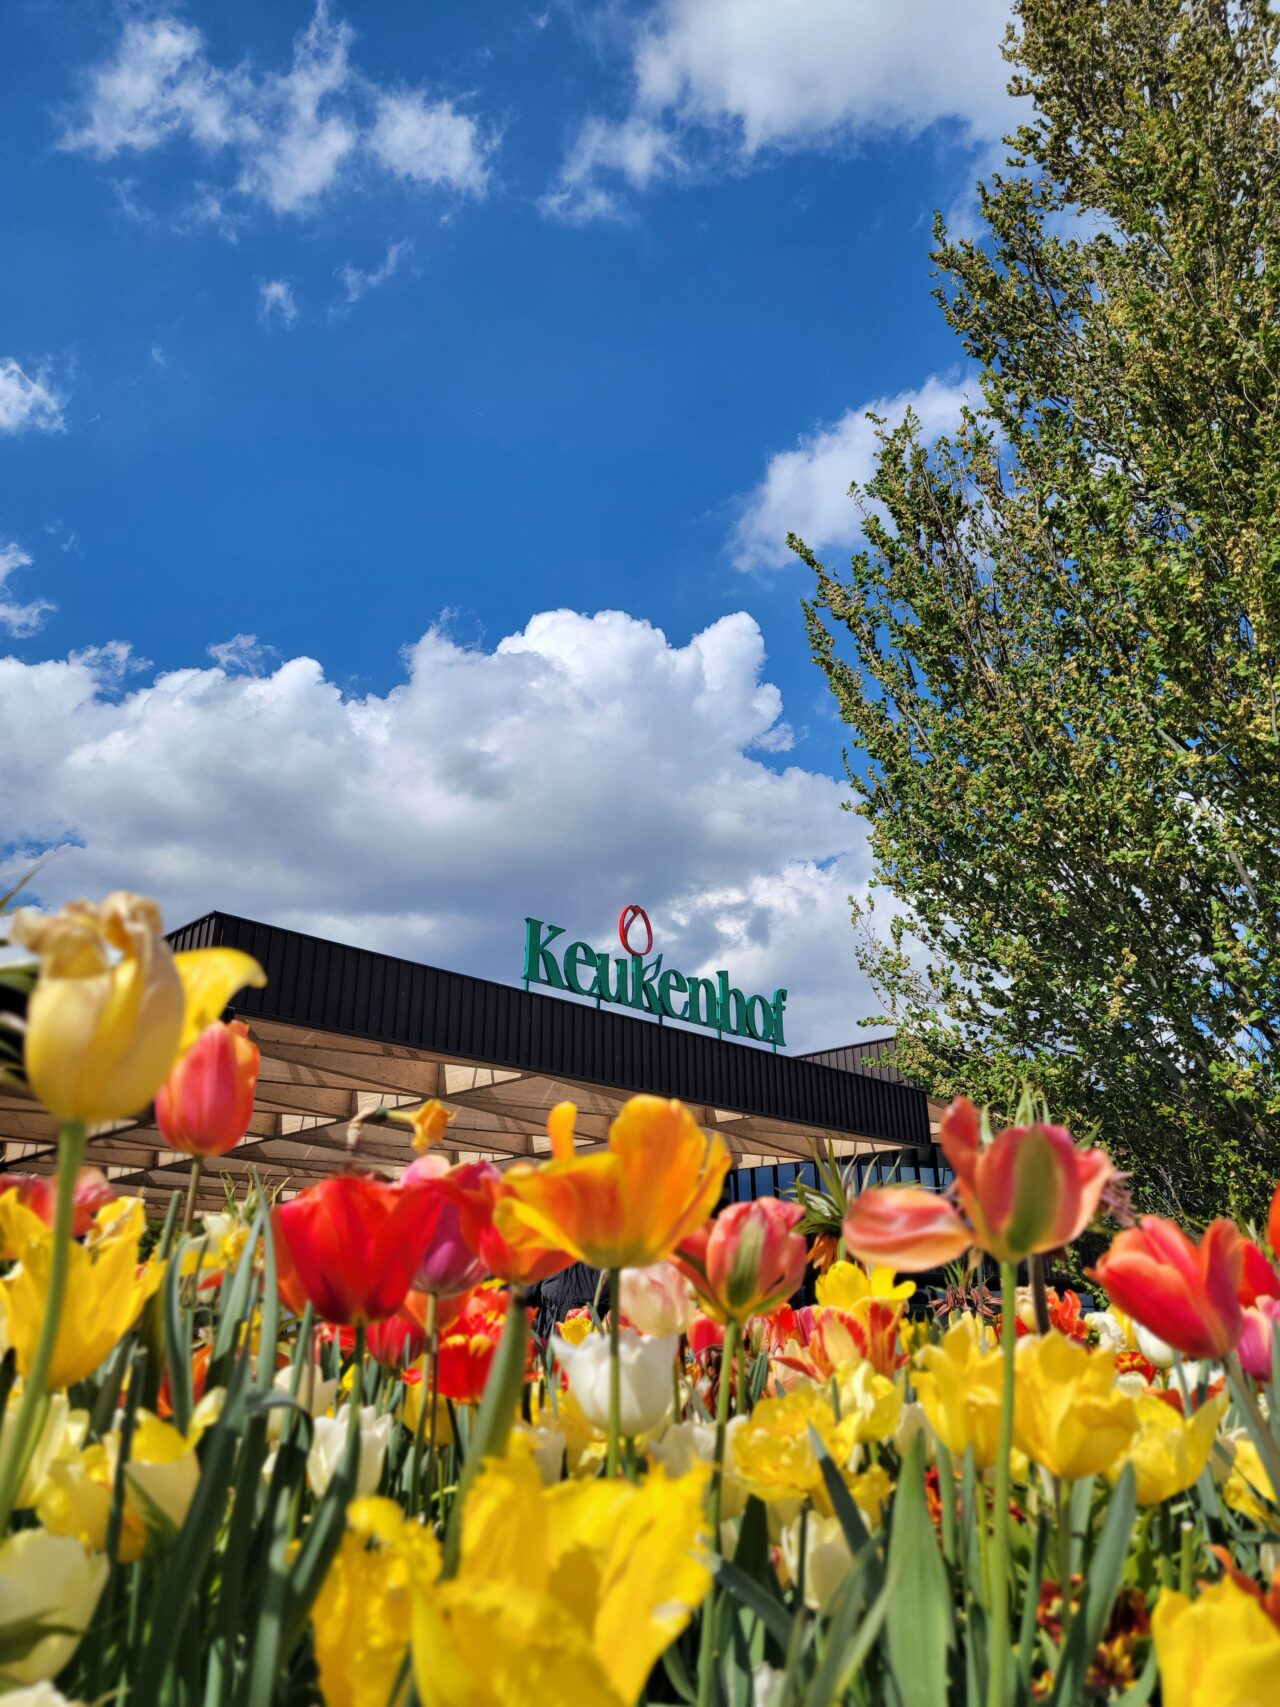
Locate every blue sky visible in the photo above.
<box><xmin>1</xmin><ymin>0</ymin><xmax>1014</xmax><ymax>1048</ymax></box>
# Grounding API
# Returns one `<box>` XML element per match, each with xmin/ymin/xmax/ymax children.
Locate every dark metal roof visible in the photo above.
<box><xmin>170</xmin><ymin>911</ymin><xmax>932</xmax><ymax>1150</ymax></box>
<box><xmin>800</xmin><ymin>1036</ymin><xmax>906</xmax><ymax>1085</ymax></box>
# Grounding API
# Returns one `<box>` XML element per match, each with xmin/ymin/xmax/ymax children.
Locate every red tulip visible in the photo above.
<box><xmin>156</xmin><ymin>1019</ymin><xmax>259</xmax><ymax>1157</ymax></box>
<box><xmin>433</xmin><ymin>1160</ymin><xmax>572</xmax><ymax>1286</ymax></box>
<box><xmin>676</xmin><ymin>1197</ymin><xmax>806</xmax><ymax>1325</ymax></box>
<box><xmin>688</xmin><ymin>1311</ymin><xmax>725</xmax><ymax>1358</ymax></box>
<box><xmin>939</xmin><ymin>1096</ymin><xmax>1115</xmax><ymax>1263</ymax></box>
<box><xmin>842</xmin><ymin>1185</ymin><xmax>972</xmax><ymax>1273</ymax></box>
<box><xmin>437</xmin><ymin>1288</ymin><xmax>524</xmax><ymax>1404</ymax></box>
<box><xmin>367</xmin><ymin>1310</ymin><xmax>428</xmax><ymax>1369</ymax></box>
<box><xmin>1239</xmin><ymin>1238</ymin><xmax>1280</xmax><ymax>1308</ymax></box>
<box><xmin>1268</xmin><ymin>1181</ymin><xmax>1280</xmax><ymax>1267</ymax></box>
<box><xmin>273</xmin><ymin>1174</ymin><xmax>439</xmax><ymax>1326</ymax></box>
<box><xmin>0</xmin><ymin>1167</ymin><xmax>116</xmax><ymax>1254</ymax></box>
<box><xmin>1088</xmin><ymin>1217</ymin><xmax>1244</xmax><ymax>1360</ymax></box>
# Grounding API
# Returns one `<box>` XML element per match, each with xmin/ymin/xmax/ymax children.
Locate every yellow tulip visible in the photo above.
<box><xmin>1222</xmin><ymin>1439</ymin><xmax>1277</xmax><ymax>1525</ymax></box>
<box><xmin>0</xmin><ymin>1198</ymin><xmax>162</xmax><ymax>1389</ymax></box>
<box><xmin>410</xmin><ymin>1455</ymin><xmax>711</xmax><ymax>1707</ymax></box>
<box><xmin>312</xmin><ymin>1497</ymin><xmax>441</xmax><ymax>1707</ymax></box>
<box><xmin>37</xmin><ymin>1395</ymin><xmax>220</xmax><ymax>1562</ymax></box>
<box><xmin>732</xmin><ymin>1387</ymin><xmax>860</xmax><ymax>1506</ymax></box>
<box><xmin>816</xmin><ymin>1260</ymin><xmax>915</xmax><ymax>1313</ymax></box>
<box><xmin>1112</xmin><ymin>1394</ymin><xmax>1228</xmax><ymax>1507</ymax></box>
<box><xmin>1013</xmin><ymin>1331</ymin><xmax>1139</xmax><ymax>1481</ymax></box>
<box><xmin>0</xmin><ymin>1393</ymin><xmax>89</xmax><ymax>1510</ymax></box>
<box><xmin>10</xmin><ymin>893</ymin><xmax>264</xmax><ymax>1124</ymax></box>
<box><xmin>0</xmin><ymin>1528</ymin><xmax>107</xmax><ymax>1686</ymax></box>
<box><xmin>1152</xmin><ymin>1579</ymin><xmax>1280</xmax><ymax>1706</ymax></box>
<box><xmin>914</xmin><ymin>1319</ymin><xmax>1007</xmax><ymax>1469</ymax></box>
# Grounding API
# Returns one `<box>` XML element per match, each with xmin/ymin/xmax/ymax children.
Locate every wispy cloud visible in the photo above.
<box><xmin>0</xmin><ymin>359</ymin><xmax>66</xmax><ymax>435</ymax></box>
<box><xmin>334</xmin><ymin>239</ymin><xmax>412</xmax><ymax>313</ymax></box>
<box><xmin>0</xmin><ymin>541</ymin><xmax>55</xmax><ymax>637</ymax></box>
<box><xmin>259</xmin><ymin>279</ymin><xmax>298</xmax><ymax>327</ymax></box>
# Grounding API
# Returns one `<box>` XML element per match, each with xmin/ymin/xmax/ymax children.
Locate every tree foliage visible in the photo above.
<box><xmin>803</xmin><ymin>0</ymin><xmax>1280</xmax><ymax>1222</ymax></box>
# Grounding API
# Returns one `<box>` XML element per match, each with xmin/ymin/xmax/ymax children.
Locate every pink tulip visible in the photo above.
<box><xmin>1238</xmin><ymin>1297</ymin><xmax>1280</xmax><ymax>1379</ymax></box>
<box><xmin>0</xmin><ymin>1167</ymin><xmax>116</xmax><ymax>1252</ymax></box>
<box><xmin>402</xmin><ymin>1156</ymin><xmax>487</xmax><ymax>1298</ymax></box>
<box><xmin>619</xmin><ymin>1261</ymin><xmax>695</xmax><ymax>1336</ymax></box>
<box><xmin>677</xmin><ymin>1197</ymin><xmax>806</xmax><ymax>1325</ymax></box>
<box><xmin>842</xmin><ymin>1185</ymin><xmax>971</xmax><ymax>1273</ymax></box>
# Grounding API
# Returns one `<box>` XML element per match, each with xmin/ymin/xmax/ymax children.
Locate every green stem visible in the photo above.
<box><xmin>1226</xmin><ymin>1354</ymin><xmax>1280</xmax><ymax>1517</ymax></box>
<box><xmin>673</xmin><ymin>1345</ymin><xmax>683</xmax><ymax>1427</ymax></box>
<box><xmin>1055</xmin><ymin>1477</ymin><xmax>1073</xmax><ymax>1651</ymax></box>
<box><xmin>0</xmin><ymin>1120</ymin><xmax>86</xmax><ymax>1534</ymax></box>
<box><xmin>607</xmin><ymin>1268</ymin><xmax>621</xmax><ymax>1479</ymax></box>
<box><xmin>987</xmin><ymin>1260</ymin><xmax>1018</xmax><ymax>1707</ymax></box>
<box><xmin>180</xmin><ymin>1155</ymin><xmax>204</xmax><ymax>1239</ymax></box>
<box><xmin>696</xmin><ymin>1316</ymin><xmax>741</xmax><ymax>1707</ymax></box>
<box><xmin>421</xmin><ymin>1294</ymin><xmax>440</xmax><ymax>1518</ymax></box>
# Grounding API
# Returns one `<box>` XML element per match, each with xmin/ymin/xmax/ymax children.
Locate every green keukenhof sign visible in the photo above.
<box><xmin>521</xmin><ymin>905</ymin><xmax>788</xmax><ymax>1047</ymax></box>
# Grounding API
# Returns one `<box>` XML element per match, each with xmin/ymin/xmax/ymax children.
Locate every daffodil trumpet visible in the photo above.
<box><xmin>0</xmin><ymin>1119</ymin><xmax>88</xmax><ymax>1536</ymax></box>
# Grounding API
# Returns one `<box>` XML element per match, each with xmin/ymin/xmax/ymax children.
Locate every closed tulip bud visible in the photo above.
<box><xmin>0</xmin><ymin>1529</ymin><xmax>107</xmax><ymax>1686</ymax></box>
<box><xmin>308</xmin><ymin>1407</ymin><xmax>393</xmax><ymax>1499</ymax></box>
<box><xmin>156</xmin><ymin>1020</ymin><xmax>259</xmax><ymax>1157</ymax></box>
<box><xmin>619</xmin><ymin>1262</ymin><xmax>695</xmax><ymax>1336</ymax></box>
<box><xmin>552</xmin><ymin>1328</ymin><xmax>676</xmax><ymax>1437</ymax></box>
<box><xmin>678</xmin><ymin>1198</ymin><xmax>806</xmax><ymax>1325</ymax></box>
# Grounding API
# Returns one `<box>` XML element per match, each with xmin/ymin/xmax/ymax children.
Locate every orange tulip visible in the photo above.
<box><xmin>495</xmin><ymin>1096</ymin><xmax>729</xmax><ymax>1271</ymax></box>
<box><xmin>155</xmin><ymin>1019</ymin><xmax>260</xmax><ymax>1157</ymax></box>
<box><xmin>1089</xmin><ymin>1217</ymin><xmax>1244</xmax><ymax>1360</ymax></box>
<box><xmin>842</xmin><ymin>1185</ymin><xmax>972</xmax><ymax>1273</ymax></box>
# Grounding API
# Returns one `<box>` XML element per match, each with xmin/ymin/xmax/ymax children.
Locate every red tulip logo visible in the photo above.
<box><xmin>617</xmin><ymin>904</ymin><xmax>653</xmax><ymax>956</ymax></box>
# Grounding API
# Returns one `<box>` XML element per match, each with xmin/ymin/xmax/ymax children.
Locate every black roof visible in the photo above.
<box><xmin>170</xmin><ymin>910</ymin><xmax>932</xmax><ymax>1151</ymax></box>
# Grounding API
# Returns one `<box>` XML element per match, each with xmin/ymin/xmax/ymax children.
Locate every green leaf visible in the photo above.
<box><xmin>802</xmin><ymin>1564</ymin><xmax>895</xmax><ymax>1707</ymax></box>
<box><xmin>1050</xmin><ymin>1464</ymin><xmax>1137</xmax><ymax>1707</ymax></box>
<box><xmin>712</xmin><ymin>1556</ymin><xmax>793</xmax><ymax>1653</ymax></box>
<box><xmin>885</xmin><ymin>1430</ymin><xmax>953</xmax><ymax>1705</ymax></box>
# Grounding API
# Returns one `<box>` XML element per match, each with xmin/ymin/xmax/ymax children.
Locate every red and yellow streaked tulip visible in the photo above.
<box><xmin>676</xmin><ymin>1197</ymin><xmax>806</xmax><ymax>1325</ymax></box>
<box><xmin>434</xmin><ymin>1160</ymin><xmax>572</xmax><ymax>1287</ymax></box>
<box><xmin>496</xmin><ymin>1097</ymin><xmax>729</xmax><ymax>1272</ymax></box>
<box><xmin>1089</xmin><ymin>1216</ymin><xmax>1244</xmax><ymax>1360</ymax></box>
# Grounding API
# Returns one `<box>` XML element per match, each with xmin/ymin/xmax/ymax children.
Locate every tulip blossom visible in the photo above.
<box><xmin>400</xmin><ymin>1160</ymin><xmax>487</xmax><ymax>1300</ymax></box>
<box><xmin>410</xmin><ymin>1454</ymin><xmax>711</xmax><ymax>1707</ymax></box>
<box><xmin>155</xmin><ymin>1019</ymin><xmax>259</xmax><ymax>1157</ymax></box>
<box><xmin>0</xmin><ymin>1529</ymin><xmax>108</xmax><ymax>1687</ymax></box>
<box><xmin>273</xmin><ymin>1174</ymin><xmax>439</xmax><ymax>1326</ymax></box>
<box><xmin>842</xmin><ymin>1185</ymin><xmax>972</xmax><ymax>1273</ymax></box>
<box><xmin>0</xmin><ymin>1394</ymin><xmax>88</xmax><ymax>1510</ymax></box>
<box><xmin>0</xmin><ymin>1168</ymin><xmax>115</xmax><ymax>1255</ymax></box>
<box><xmin>508</xmin><ymin>1422</ymin><xmax>568</xmax><ymax>1487</ymax></box>
<box><xmin>1237</xmin><ymin>1297</ymin><xmax>1280</xmax><ymax>1380</ymax></box>
<box><xmin>1014</xmin><ymin>1333</ymin><xmax>1139</xmax><ymax>1482</ymax></box>
<box><xmin>367</xmin><ymin>1312</ymin><xmax>428</xmax><ymax>1370</ymax></box>
<box><xmin>437</xmin><ymin>1288</ymin><xmax>519</xmax><ymax>1405</ymax></box>
<box><xmin>1089</xmin><ymin>1216</ymin><xmax>1244</xmax><ymax>1360</ymax></box>
<box><xmin>496</xmin><ymin>1096</ymin><xmax>729</xmax><ymax>1272</ymax></box>
<box><xmin>0</xmin><ymin>1197</ymin><xmax>162</xmax><ymax>1390</ymax></box>
<box><xmin>1112</xmin><ymin>1393</ymin><xmax>1228</xmax><ymax>1506</ymax></box>
<box><xmin>1152</xmin><ymin>1577</ymin><xmax>1280</xmax><ymax>1705</ymax></box>
<box><xmin>11</xmin><ymin>895</ymin><xmax>264</xmax><ymax>1125</ymax></box>
<box><xmin>308</xmin><ymin>1407</ymin><xmax>393</xmax><ymax>1500</ymax></box>
<box><xmin>676</xmin><ymin>1197</ymin><xmax>806</xmax><ymax>1325</ymax></box>
<box><xmin>552</xmin><ymin>1328</ymin><xmax>677</xmax><ymax>1437</ymax></box>
<box><xmin>618</xmin><ymin>1261</ymin><xmax>695</xmax><ymax>1337</ymax></box>
<box><xmin>815</xmin><ymin>1260</ymin><xmax>915</xmax><ymax>1314</ymax></box>
<box><xmin>433</xmin><ymin>1160</ymin><xmax>572</xmax><ymax>1286</ymax></box>
<box><xmin>780</xmin><ymin>1514</ymin><xmax>856</xmax><ymax>1614</ymax></box>
<box><xmin>913</xmin><ymin>1320</ymin><xmax>1006</xmax><ymax>1469</ymax></box>
<box><xmin>1237</xmin><ymin>1238</ymin><xmax>1280</xmax><ymax>1307</ymax></box>
<box><xmin>1269</xmin><ymin>1181</ymin><xmax>1280</xmax><ymax>1269</ymax></box>
<box><xmin>797</xmin><ymin>1299</ymin><xmax>904</xmax><ymax>1380</ymax></box>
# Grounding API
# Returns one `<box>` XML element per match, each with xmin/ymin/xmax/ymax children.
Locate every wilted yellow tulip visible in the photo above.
<box><xmin>410</xmin><ymin>1455</ymin><xmax>710</xmax><ymax>1707</ymax></box>
<box><xmin>311</xmin><ymin>1497</ymin><xmax>441</xmax><ymax>1707</ymax></box>
<box><xmin>914</xmin><ymin>1319</ymin><xmax>1006</xmax><ymax>1469</ymax></box>
<box><xmin>10</xmin><ymin>894</ymin><xmax>263</xmax><ymax>1124</ymax></box>
<box><xmin>1152</xmin><ymin>1578</ymin><xmax>1280</xmax><ymax>1706</ymax></box>
<box><xmin>1112</xmin><ymin>1394</ymin><xmax>1228</xmax><ymax>1507</ymax></box>
<box><xmin>0</xmin><ymin>1198</ymin><xmax>162</xmax><ymax>1390</ymax></box>
<box><xmin>1014</xmin><ymin>1331</ymin><xmax>1139</xmax><ymax>1481</ymax></box>
<box><xmin>0</xmin><ymin>1528</ymin><xmax>107</xmax><ymax>1686</ymax></box>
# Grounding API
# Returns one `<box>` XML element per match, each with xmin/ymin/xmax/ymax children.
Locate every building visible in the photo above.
<box><xmin>0</xmin><ymin>910</ymin><xmax>945</xmax><ymax>1216</ymax></box>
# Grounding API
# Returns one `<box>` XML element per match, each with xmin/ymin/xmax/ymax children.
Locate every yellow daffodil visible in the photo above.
<box><xmin>1152</xmin><ymin>1578</ymin><xmax>1280</xmax><ymax>1705</ymax></box>
<box><xmin>37</xmin><ymin>1393</ymin><xmax>221</xmax><ymax>1562</ymax></box>
<box><xmin>402</xmin><ymin>1099</ymin><xmax>455</xmax><ymax>1155</ymax></box>
<box><xmin>913</xmin><ymin>1319</ymin><xmax>1007</xmax><ymax>1469</ymax></box>
<box><xmin>0</xmin><ymin>1529</ymin><xmax>107</xmax><ymax>1686</ymax></box>
<box><xmin>495</xmin><ymin>1097</ymin><xmax>729</xmax><ymax>1270</ymax></box>
<box><xmin>1223</xmin><ymin>1440</ymin><xmax>1278</xmax><ymax>1525</ymax></box>
<box><xmin>557</xmin><ymin>1315</ymin><xmax>594</xmax><ymax>1347</ymax></box>
<box><xmin>1013</xmin><ymin>1332</ymin><xmax>1139</xmax><ymax>1481</ymax></box>
<box><xmin>816</xmin><ymin>1260</ymin><xmax>915</xmax><ymax>1313</ymax></box>
<box><xmin>733</xmin><ymin>1387</ymin><xmax>860</xmax><ymax>1506</ymax></box>
<box><xmin>312</xmin><ymin>1497</ymin><xmax>441</xmax><ymax>1707</ymax></box>
<box><xmin>0</xmin><ymin>1198</ymin><xmax>162</xmax><ymax>1390</ymax></box>
<box><xmin>409</xmin><ymin>1454</ymin><xmax>711</xmax><ymax>1707</ymax></box>
<box><xmin>1112</xmin><ymin>1394</ymin><xmax>1228</xmax><ymax>1506</ymax></box>
<box><xmin>11</xmin><ymin>894</ymin><xmax>263</xmax><ymax>1124</ymax></box>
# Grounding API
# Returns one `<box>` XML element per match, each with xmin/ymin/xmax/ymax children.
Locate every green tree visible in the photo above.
<box><xmin>804</xmin><ymin>0</ymin><xmax>1280</xmax><ymax>1223</ymax></box>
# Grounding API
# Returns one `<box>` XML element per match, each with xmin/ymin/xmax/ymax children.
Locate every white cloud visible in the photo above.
<box><xmin>61</xmin><ymin>4</ymin><xmax>494</xmax><ymax>218</ymax></box>
<box><xmin>0</xmin><ymin>359</ymin><xmax>66</xmax><ymax>435</ymax></box>
<box><xmin>0</xmin><ymin>608</ymin><xmax>884</xmax><ymax>1050</ymax></box>
<box><xmin>259</xmin><ymin>279</ymin><xmax>298</xmax><ymax>327</ymax></box>
<box><xmin>546</xmin><ymin>0</ymin><xmax>1014</xmax><ymax>220</ymax></box>
<box><xmin>336</xmin><ymin>240</ymin><xmax>411</xmax><ymax>309</ymax></box>
<box><xmin>731</xmin><ymin>373</ymin><xmax>972</xmax><ymax>570</ymax></box>
<box><xmin>207</xmin><ymin>633</ymin><xmax>277</xmax><ymax>673</ymax></box>
<box><xmin>0</xmin><ymin>542</ymin><xmax>54</xmax><ymax>638</ymax></box>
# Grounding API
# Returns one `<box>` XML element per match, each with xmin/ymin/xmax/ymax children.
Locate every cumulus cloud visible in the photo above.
<box><xmin>0</xmin><ymin>608</ymin><xmax>883</xmax><ymax>1049</ymax></box>
<box><xmin>0</xmin><ymin>359</ymin><xmax>66</xmax><ymax>435</ymax></box>
<box><xmin>259</xmin><ymin>279</ymin><xmax>298</xmax><ymax>326</ymax></box>
<box><xmin>732</xmin><ymin>373</ymin><xmax>973</xmax><ymax>570</ymax></box>
<box><xmin>61</xmin><ymin>3</ymin><xmax>495</xmax><ymax>218</ymax></box>
<box><xmin>546</xmin><ymin>0</ymin><xmax>1014</xmax><ymax>221</ymax></box>
<box><xmin>0</xmin><ymin>542</ymin><xmax>54</xmax><ymax>638</ymax></box>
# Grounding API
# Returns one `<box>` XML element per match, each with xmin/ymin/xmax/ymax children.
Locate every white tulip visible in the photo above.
<box><xmin>1135</xmin><ymin>1323</ymin><xmax>1178</xmax><ymax>1369</ymax></box>
<box><xmin>1084</xmin><ymin>1309</ymin><xmax>1126</xmax><ymax>1352</ymax></box>
<box><xmin>267</xmin><ymin>1364</ymin><xmax>339</xmax><ymax>1442</ymax></box>
<box><xmin>619</xmin><ymin>1263</ymin><xmax>696</xmax><ymax>1337</ymax></box>
<box><xmin>779</xmin><ymin>1514</ymin><xmax>854</xmax><ymax>1614</ymax></box>
<box><xmin>0</xmin><ymin>1531</ymin><xmax>107</xmax><ymax>1686</ymax></box>
<box><xmin>2</xmin><ymin>1687</ymin><xmax>82</xmax><ymax>1707</ymax></box>
<box><xmin>648</xmin><ymin>1417</ymin><xmax>748</xmax><ymax>1520</ymax></box>
<box><xmin>551</xmin><ymin>1329</ymin><xmax>677</xmax><ymax>1437</ymax></box>
<box><xmin>510</xmin><ymin>1422</ymin><xmax>566</xmax><ymax>1486</ymax></box>
<box><xmin>307</xmin><ymin>1406</ymin><xmax>392</xmax><ymax>1498</ymax></box>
